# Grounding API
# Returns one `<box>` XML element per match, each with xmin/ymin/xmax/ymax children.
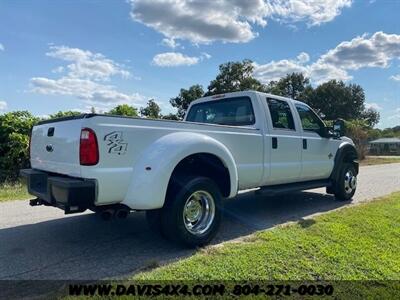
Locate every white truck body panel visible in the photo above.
<box><xmin>29</xmin><ymin>91</ymin><xmax>354</xmax><ymax>210</ymax></box>
<box><xmin>80</xmin><ymin>110</ymin><xmax>262</xmax><ymax>208</ymax></box>
<box><xmin>30</xmin><ymin>118</ymin><xmax>84</xmax><ymax>177</ymax></box>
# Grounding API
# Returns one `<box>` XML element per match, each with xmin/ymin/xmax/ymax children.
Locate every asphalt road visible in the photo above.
<box><xmin>0</xmin><ymin>163</ymin><xmax>399</xmax><ymax>280</ymax></box>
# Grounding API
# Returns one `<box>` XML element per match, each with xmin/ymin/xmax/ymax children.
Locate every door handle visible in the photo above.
<box><xmin>47</xmin><ymin>127</ymin><xmax>55</xmax><ymax>137</ymax></box>
<box><xmin>272</xmin><ymin>137</ymin><xmax>278</xmax><ymax>149</ymax></box>
<box><xmin>303</xmin><ymin>139</ymin><xmax>307</xmax><ymax>149</ymax></box>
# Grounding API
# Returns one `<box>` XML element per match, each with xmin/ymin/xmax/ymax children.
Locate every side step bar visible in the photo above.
<box><xmin>256</xmin><ymin>179</ymin><xmax>332</xmax><ymax>196</ymax></box>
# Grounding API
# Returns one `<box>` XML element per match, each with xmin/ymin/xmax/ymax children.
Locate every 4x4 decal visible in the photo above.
<box><xmin>104</xmin><ymin>131</ymin><xmax>128</xmax><ymax>155</ymax></box>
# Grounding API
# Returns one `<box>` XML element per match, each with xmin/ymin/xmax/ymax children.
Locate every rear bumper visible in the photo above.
<box><xmin>20</xmin><ymin>169</ymin><xmax>96</xmax><ymax>214</ymax></box>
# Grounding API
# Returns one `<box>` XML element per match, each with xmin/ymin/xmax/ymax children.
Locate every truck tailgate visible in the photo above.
<box><xmin>30</xmin><ymin>118</ymin><xmax>84</xmax><ymax>177</ymax></box>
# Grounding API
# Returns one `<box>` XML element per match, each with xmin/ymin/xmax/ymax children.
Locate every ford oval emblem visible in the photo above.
<box><xmin>46</xmin><ymin>144</ymin><xmax>54</xmax><ymax>152</ymax></box>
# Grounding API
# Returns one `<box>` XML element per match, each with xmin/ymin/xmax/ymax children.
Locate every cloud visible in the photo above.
<box><xmin>390</xmin><ymin>74</ymin><xmax>400</xmax><ymax>82</ymax></box>
<box><xmin>30</xmin><ymin>46</ymin><xmax>146</xmax><ymax>109</ymax></box>
<box><xmin>253</xmin><ymin>50</ymin><xmax>350</xmax><ymax>84</ymax></box>
<box><xmin>152</xmin><ymin>52</ymin><xmax>210</xmax><ymax>67</ymax></box>
<box><xmin>253</xmin><ymin>57</ymin><xmax>308</xmax><ymax>82</ymax></box>
<box><xmin>296</xmin><ymin>52</ymin><xmax>310</xmax><ymax>63</ymax></box>
<box><xmin>0</xmin><ymin>100</ymin><xmax>7</xmax><ymax>111</ymax></box>
<box><xmin>319</xmin><ymin>31</ymin><xmax>400</xmax><ymax>70</ymax></box>
<box><xmin>161</xmin><ymin>38</ymin><xmax>180</xmax><ymax>49</ymax></box>
<box><xmin>254</xmin><ymin>31</ymin><xmax>400</xmax><ymax>85</ymax></box>
<box><xmin>30</xmin><ymin>76</ymin><xmax>145</xmax><ymax>108</ymax></box>
<box><xmin>308</xmin><ymin>62</ymin><xmax>351</xmax><ymax>84</ymax></box>
<box><xmin>46</xmin><ymin>45</ymin><xmax>130</xmax><ymax>81</ymax></box>
<box><xmin>201</xmin><ymin>52</ymin><xmax>212</xmax><ymax>60</ymax></box>
<box><xmin>129</xmin><ymin>0</ymin><xmax>264</xmax><ymax>44</ymax></box>
<box><xmin>365</xmin><ymin>102</ymin><xmax>383</xmax><ymax>110</ymax></box>
<box><xmin>388</xmin><ymin>108</ymin><xmax>400</xmax><ymax>120</ymax></box>
<box><xmin>0</xmin><ymin>43</ymin><xmax>4</xmax><ymax>51</ymax></box>
<box><xmin>129</xmin><ymin>0</ymin><xmax>351</xmax><ymax>44</ymax></box>
<box><xmin>51</xmin><ymin>66</ymin><xmax>64</xmax><ymax>74</ymax></box>
<box><xmin>267</xmin><ymin>0</ymin><xmax>352</xmax><ymax>26</ymax></box>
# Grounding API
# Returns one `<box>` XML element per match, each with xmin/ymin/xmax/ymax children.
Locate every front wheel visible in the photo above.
<box><xmin>159</xmin><ymin>176</ymin><xmax>223</xmax><ymax>247</ymax></box>
<box><xmin>333</xmin><ymin>163</ymin><xmax>357</xmax><ymax>201</ymax></box>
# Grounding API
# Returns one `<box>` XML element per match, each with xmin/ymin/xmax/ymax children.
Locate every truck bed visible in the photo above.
<box><xmin>30</xmin><ymin>113</ymin><xmax>264</xmax><ymax>205</ymax></box>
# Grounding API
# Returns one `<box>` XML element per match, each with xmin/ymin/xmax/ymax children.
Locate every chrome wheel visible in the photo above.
<box><xmin>344</xmin><ymin>170</ymin><xmax>357</xmax><ymax>194</ymax></box>
<box><xmin>183</xmin><ymin>190</ymin><xmax>215</xmax><ymax>236</ymax></box>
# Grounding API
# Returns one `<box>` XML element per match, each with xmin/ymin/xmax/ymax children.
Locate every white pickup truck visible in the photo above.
<box><xmin>21</xmin><ymin>91</ymin><xmax>358</xmax><ymax>246</ymax></box>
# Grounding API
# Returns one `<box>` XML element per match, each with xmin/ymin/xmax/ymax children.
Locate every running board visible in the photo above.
<box><xmin>256</xmin><ymin>179</ymin><xmax>332</xmax><ymax>196</ymax></box>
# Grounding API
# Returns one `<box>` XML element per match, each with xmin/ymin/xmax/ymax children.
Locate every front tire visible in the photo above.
<box><xmin>159</xmin><ymin>176</ymin><xmax>223</xmax><ymax>247</ymax></box>
<box><xmin>333</xmin><ymin>163</ymin><xmax>357</xmax><ymax>201</ymax></box>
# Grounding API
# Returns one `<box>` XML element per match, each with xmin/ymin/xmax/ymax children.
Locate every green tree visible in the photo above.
<box><xmin>0</xmin><ymin>111</ymin><xmax>39</xmax><ymax>182</ymax></box>
<box><xmin>366</xmin><ymin>127</ymin><xmax>384</xmax><ymax>141</ymax></box>
<box><xmin>107</xmin><ymin>104</ymin><xmax>138</xmax><ymax>117</ymax></box>
<box><xmin>140</xmin><ymin>99</ymin><xmax>161</xmax><ymax>119</ymax></box>
<box><xmin>304</xmin><ymin>80</ymin><xmax>367</xmax><ymax>121</ymax></box>
<box><xmin>380</xmin><ymin>126</ymin><xmax>400</xmax><ymax>138</ymax></box>
<box><xmin>162</xmin><ymin>113</ymin><xmax>180</xmax><ymax>121</ymax></box>
<box><xmin>206</xmin><ymin>59</ymin><xmax>266</xmax><ymax>96</ymax></box>
<box><xmin>170</xmin><ymin>85</ymin><xmax>204</xmax><ymax>119</ymax></box>
<box><xmin>266</xmin><ymin>73</ymin><xmax>311</xmax><ymax>100</ymax></box>
<box><xmin>361</xmin><ymin>108</ymin><xmax>380</xmax><ymax>128</ymax></box>
<box><xmin>49</xmin><ymin>110</ymin><xmax>82</xmax><ymax>119</ymax></box>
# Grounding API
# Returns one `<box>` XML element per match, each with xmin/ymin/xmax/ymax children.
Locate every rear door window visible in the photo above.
<box><xmin>266</xmin><ymin>98</ymin><xmax>295</xmax><ymax>130</ymax></box>
<box><xmin>186</xmin><ymin>96</ymin><xmax>255</xmax><ymax>126</ymax></box>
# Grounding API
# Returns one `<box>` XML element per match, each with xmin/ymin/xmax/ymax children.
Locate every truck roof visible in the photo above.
<box><xmin>190</xmin><ymin>90</ymin><xmax>306</xmax><ymax>107</ymax></box>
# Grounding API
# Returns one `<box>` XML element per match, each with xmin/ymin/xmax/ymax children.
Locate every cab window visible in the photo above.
<box><xmin>186</xmin><ymin>97</ymin><xmax>255</xmax><ymax>126</ymax></box>
<box><xmin>295</xmin><ymin>104</ymin><xmax>325</xmax><ymax>132</ymax></box>
<box><xmin>266</xmin><ymin>98</ymin><xmax>295</xmax><ymax>130</ymax></box>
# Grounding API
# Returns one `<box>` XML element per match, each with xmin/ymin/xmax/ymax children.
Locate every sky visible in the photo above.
<box><xmin>0</xmin><ymin>0</ymin><xmax>399</xmax><ymax>128</ymax></box>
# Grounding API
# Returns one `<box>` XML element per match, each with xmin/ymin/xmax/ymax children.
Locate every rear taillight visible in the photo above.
<box><xmin>80</xmin><ymin>128</ymin><xmax>99</xmax><ymax>166</ymax></box>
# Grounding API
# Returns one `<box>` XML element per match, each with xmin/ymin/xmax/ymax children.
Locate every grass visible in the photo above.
<box><xmin>0</xmin><ymin>181</ymin><xmax>30</xmax><ymax>202</ymax></box>
<box><xmin>360</xmin><ymin>156</ymin><xmax>400</xmax><ymax>166</ymax></box>
<box><xmin>133</xmin><ymin>192</ymin><xmax>400</xmax><ymax>297</ymax></box>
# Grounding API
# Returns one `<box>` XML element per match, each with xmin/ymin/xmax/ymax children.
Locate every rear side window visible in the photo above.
<box><xmin>186</xmin><ymin>97</ymin><xmax>255</xmax><ymax>126</ymax></box>
<box><xmin>266</xmin><ymin>98</ymin><xmax>295</xmax><ymax>130</ymax></box>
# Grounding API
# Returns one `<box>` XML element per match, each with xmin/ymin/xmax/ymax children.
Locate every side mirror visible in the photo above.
<box><xmin>320</xmin><ymin>126</ymin><xmax>338</xmax><ymax>139</ymax></box>
<box><xmin>333</xmin><ymin>119</ymin><xmax>345</xmax><ymax>137</ymax></box>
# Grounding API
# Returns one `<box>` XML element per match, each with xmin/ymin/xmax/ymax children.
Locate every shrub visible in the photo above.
<box><xmin>345</xmin><ymin>120</ymin><xmax>369</xmax><ymax>160</ymax></box>
<box><xmin>0</xmin><ymin>111</ymin><xmax>39</xmax><ymax>182</ymax></box>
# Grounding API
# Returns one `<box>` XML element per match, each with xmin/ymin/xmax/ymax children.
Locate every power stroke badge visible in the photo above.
<box><xmin>104</xmin><ymin>131</ymin><xmax>128</xmax><ymax>155</ymax></box>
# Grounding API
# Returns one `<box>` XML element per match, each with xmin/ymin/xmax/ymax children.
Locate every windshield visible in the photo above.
<box><xmin>186</xmin><ymin>96</ymin><xmax>255</xmax><ymax>126</ymax></box>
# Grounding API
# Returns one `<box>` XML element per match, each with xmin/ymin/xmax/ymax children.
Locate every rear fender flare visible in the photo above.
<box><xmin>122</xmin><ymin>132</ymin><xmax>238</xmax><ymax>210</ymax></box>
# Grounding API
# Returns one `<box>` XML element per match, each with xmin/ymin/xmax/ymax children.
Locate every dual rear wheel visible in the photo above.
<box><xmin>146</xmin><ymin>176</ymin><xmax>222</xmax><ymax>247</ymax></box>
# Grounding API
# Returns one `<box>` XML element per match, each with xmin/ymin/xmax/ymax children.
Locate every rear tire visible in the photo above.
<box><xmin>333</xmin><ymin>163</ymin><xmax>357</xmax><ymax>201</ymax></box>
<box><xmin>159</xmin><ymin>176</ymin><xmax>223</xmax><ymax>247</ymax></box>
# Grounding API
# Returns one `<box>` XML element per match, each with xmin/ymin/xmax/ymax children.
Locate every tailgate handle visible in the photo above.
<box><xmin>47</xmin><ymin>127</ymin><xmax>55</xmax><ymax>137</ymax></box>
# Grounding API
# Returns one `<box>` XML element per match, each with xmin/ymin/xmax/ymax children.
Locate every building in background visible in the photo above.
<box><xmin>369</xmin><ymin>138</ymin><xmax>400</xmax><ymax>155</ymax></box>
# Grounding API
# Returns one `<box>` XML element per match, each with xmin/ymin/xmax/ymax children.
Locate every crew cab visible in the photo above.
<box><xmin>21</xmin><ymin>91</ymin><xmax>359</xmax><ymax>247</ymax></box>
